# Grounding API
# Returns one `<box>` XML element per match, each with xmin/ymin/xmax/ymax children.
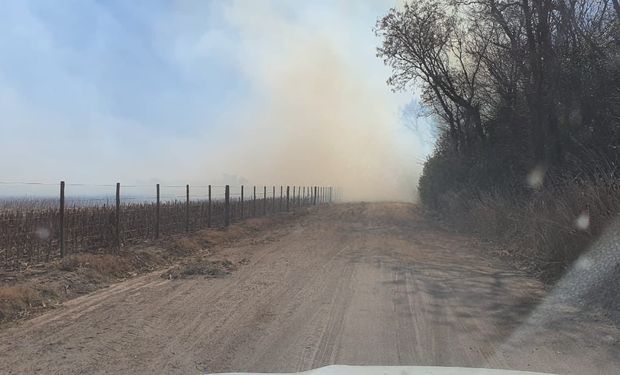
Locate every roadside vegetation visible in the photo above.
<box><xmin>376</xmin><ymin>0</ymin><xmax>620</xmax><ymax>280</ymax></box>
<box><xmin>0</xmin><ymin>216</ymin><xmax>287</xmax><ymax>324</ymax></box>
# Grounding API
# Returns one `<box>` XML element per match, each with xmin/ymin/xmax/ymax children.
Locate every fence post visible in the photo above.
<box><xmin>225</xmin><ymin>185</ymin><xmax>230</xmax><ymax>227</ymax></box>
<box><xmin>280</xmin><ymin>186</ymin><xmax>283</xmax><ymax>211</ymax></box>
<box><xmin>329</xmin><ymin>186</ymin><xmax>332</xmax><ymax>203</ymax></box>
<box><xmin>185</xmin><ymin>184</ymin><xmax>190</xmax><ymax>232</ymax></box>
<box><xmin>155</xmin><ymin>184</ymin><xmax>160</xmax><ymax>239</ymax></box>
<box><xmin>253</xmin><ymin>186</ymin><xmax>256</xmax><ymax>217</ymax></box>
<box><xmin>115</xmin><ymin>182</ymin><xmax>121</xmax><ymax>250</ymax></box>
<box><xmin>312</xmin><ymin>186</ymin><xmax>319</xmax><ymax>206</ymax></box>
<box><xmin>286</xmin><ymin>186</ymin><xmax>290</xmax><ymax>211</ymax></box>
<box><xmin>263</xmin><ymin>186</ymin><xmax>267</xmax><ymax>216</ymax></box>
<box><xmin>241</xmin><ymin>185</ymin><xmax>244</xmax><ymax>219</ymax></box>
<box><xmin>292</xmin><ymin>186</ymin><xmax>296</xmax><ymax>209</ymax></box>
<box><xmin>302</xmin><ymin>186</ymin><xmax>306</xmax><ymax>206</ymax></box>
<box><xmin>59</xmin><ymin>181</ymin><xmax>65</xmax><ymax>258</ymax></box>
<box><xmin>272</xmin><ymin>186</ymin><xmax>275</xmax><ymax>213</ymax></box>
<box><xmin>208</xmin><ymin>185</ymin><xmax>212</xmax><ymax>228</ymax></box>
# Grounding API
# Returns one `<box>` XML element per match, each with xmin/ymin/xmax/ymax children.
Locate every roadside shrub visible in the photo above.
<box><xmin>0</xmin><ymin>285</ymin><xmax>45</xmax><ymax>322</ymax></box>
<box><xmin>58</xmin><ymin>254</ymin><xmax>131</xmax><ymax>277</ymax></box>
<box><xmin>420</xmin><ymin>151</ymin><xmax>620</xmax><ymax>280</ymax></box>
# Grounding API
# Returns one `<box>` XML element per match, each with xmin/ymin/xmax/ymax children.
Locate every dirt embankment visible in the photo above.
<box><xmin>0</xmin><ymin>203</ymin><xmax>619</xmax><ymax>375</ymax></box>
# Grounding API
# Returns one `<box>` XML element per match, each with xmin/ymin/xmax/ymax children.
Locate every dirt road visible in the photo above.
<box><xmin>1</xmin><ymin>203</ymin><xmax>619</xmax><ymax>374</ymax></box>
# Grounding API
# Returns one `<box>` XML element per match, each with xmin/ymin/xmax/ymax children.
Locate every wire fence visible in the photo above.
<box><xmin>0</xmin><ymin>182</ymin><xmax>335</xmax><ymax>270</ymax></box>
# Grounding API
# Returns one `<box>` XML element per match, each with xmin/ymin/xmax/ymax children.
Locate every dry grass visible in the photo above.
<box><xmin>0</xmin><ymin>208</ymin><xmax>291</xmax><ymax>325</ymax></box>
<box><xmin>59</xmin><ymin>254</ymin><xmax>132</xmax><ymax>277</ymax></box>
<box><xmin>431</xmin><ymin>176</ymin><xmax>620</xmax><ymax>281</ymax></box>
<box><xmin>1</xmin><ymin>193</ymin><xmax>313</xmax><ymax>269</ymax></box>
<box><xmin>0</xmin><ymin>284</ymin><xmax>55</xmax><ymax>322</ymax></box>
<box><xmin>0</xmin><ymin>210</ymin><xmax>282</xmax><ymax>323</ymax></box>
<box><xmin>162</xmin><ymin>259</ymin><xmax>237</xmax><ymax>280</ymax></box>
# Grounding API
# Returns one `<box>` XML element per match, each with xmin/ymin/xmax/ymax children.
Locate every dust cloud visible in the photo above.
<box><xmin>202</xmin><ymin>2</ymin><xmax>423</xmax><ymax>202</ymax></box>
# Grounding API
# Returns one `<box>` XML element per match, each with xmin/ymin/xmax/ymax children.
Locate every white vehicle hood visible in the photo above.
<box><xmin>211</xmin><ymin>365</ymin><xmax>553</xmax><ymax>375</ymax></box>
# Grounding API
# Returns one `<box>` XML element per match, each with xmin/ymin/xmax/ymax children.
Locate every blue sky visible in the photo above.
<box><xmin>0</xmin><ymin>0</ymin><xmax>433</xmax><ymax>200</ymax></box>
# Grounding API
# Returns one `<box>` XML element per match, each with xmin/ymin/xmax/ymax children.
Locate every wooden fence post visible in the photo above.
<box><xmin>263</xmin><ymin>186</ymin><xmax>267</xmax><ymax>216</ymax></box>
<box><xmin>155</xmin><ymin>184</ymin><xmax>160</xmax><ymax>239</ymax></box>
<box><xmin>115</xmin><ymin>182</ymin><xmax>121</xmax><ymax>250</ymax></box>
<box><xmin>225</xmin><ymin>185</ymin><xmax>230</xmax><ymax>227</ymax></box>
<box><xmin>241</xmin><ymin>185</ymin><xmax>244</xmax><ymax>219</ymax></box>
<box><xmin>292</xmin><ymin>186</ymin><xmax>296</xmax><ymax>209</ymax></box>
<box><xmin>280</xmin><ymin>186</ymin><xmax>283</xmax><ymax>211</ymax></box>
<box><xmin>253</xmin><ymin>186</ymin><xmax>257</xmax><ymax>217</ymax></box>
<box><xmin>272</xmin><ymin>186</ymin><xmax>275</xmax><ymax>213</ymax></box>
<box><xmin>303</xmin><ymin>186</ymin><xmax>306</xmax><ymax>206</ymax></box>
<box><xmin>286</xmin><ymin>186</ymin><xmax>290</xmax><ymax>211</ymax></box>
<box><xmin>208</xmin><ymin>185</ymin><xmax>212</xmax><ymax>228</ymax></box>
<box><xmin>185</xmin><ymin>184</ymin><xmax>190</xmax><ymax>232</ymax></box>
<box><xmin>59</xmin><ymin>181</ymin><xmax>65</xmax><ymax>258</ymax></box>
<box><xmin>315</xmin><ymin>186</ymin><xmax>318</xmax><ymax>205</ymax></box>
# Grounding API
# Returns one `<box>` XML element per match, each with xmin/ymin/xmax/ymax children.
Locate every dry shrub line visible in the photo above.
<box><xmin>427</xmin><ymin>174</ymin><xmax>620</xmax><ymax>280</ymax></box>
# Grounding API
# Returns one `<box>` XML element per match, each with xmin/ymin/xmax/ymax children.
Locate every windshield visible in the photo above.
<box><xmin>0</xmin><ymin>1</ymin><xmax>619</xmax><ymax>374</ymax></box>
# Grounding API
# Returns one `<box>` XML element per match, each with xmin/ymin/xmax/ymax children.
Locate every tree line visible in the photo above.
<box><xmin>376</xmin><ymin>0</ymin><xmax>620</xmax><ymax>205</ymax></box>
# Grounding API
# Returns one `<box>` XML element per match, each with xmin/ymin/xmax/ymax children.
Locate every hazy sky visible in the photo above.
<box><xmin>0</xmin><ymin>0</ymin><xmax>433</xmax><ymax>200</ymax></box>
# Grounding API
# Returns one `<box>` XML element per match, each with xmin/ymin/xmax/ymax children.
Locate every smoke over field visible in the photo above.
<box><xmin>200</xmin><ymin>1</ymin><xmax>422</xmax><ymax>202</ymax></box>
<box><xmin>0</xmin><ymin>1</ymin><xmax>425</xmax><ymax>201</ymax></box>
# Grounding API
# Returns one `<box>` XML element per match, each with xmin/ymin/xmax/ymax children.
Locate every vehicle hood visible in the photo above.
<box><xmin>210</xmin><ymin>365</ymin><xmax>554</xmax><ymax>375</ymax></box>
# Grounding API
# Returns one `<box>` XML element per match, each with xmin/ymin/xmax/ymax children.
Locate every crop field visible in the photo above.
<box><xmin>0</xmin><ymin>183</ymin><xmax>331</xmax><ymax>270</ymax></box>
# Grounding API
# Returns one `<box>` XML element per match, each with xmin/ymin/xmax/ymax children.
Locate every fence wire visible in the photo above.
<box><xmin>0</xmin><ymin>182</ymin><xmax>334</xmax><ymax>270</ymax></box>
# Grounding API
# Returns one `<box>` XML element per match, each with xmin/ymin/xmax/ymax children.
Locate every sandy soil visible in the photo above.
<box><xmin>0</xmin><ymin>202</ymin><xmax>618</xmax><ymax>374</ymax></box>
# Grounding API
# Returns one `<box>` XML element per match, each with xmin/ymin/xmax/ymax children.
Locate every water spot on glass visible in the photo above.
<box><xmin>575</xmin><ymin>256</ymin><xmax>592</xmax><ymax>271</ymax></box>
<box><xmin>526</xmin><ymin>165</ymin><xmax>546</xmax><ymax>189</ymax></box>
<box><xmin>575</xmin><ymin>212</ymin><xmax>590</xmax><ymax>231</ymax></box>
<box><xmin>35</xmin><ymin>226</ymin><xmax>50</xmax><ymax>240</ymax></box>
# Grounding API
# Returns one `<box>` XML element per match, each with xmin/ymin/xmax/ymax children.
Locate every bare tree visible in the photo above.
<box><xmin>376</xmin><ymin>0</ymin><xmax>487</xmax><ymax>154</ymax></box>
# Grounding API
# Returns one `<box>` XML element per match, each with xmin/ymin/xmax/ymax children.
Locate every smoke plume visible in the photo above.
<box><xmin>201</xmin><ymin>1</ymin><xmax>423</xmax><ymax>202</ymax></box>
